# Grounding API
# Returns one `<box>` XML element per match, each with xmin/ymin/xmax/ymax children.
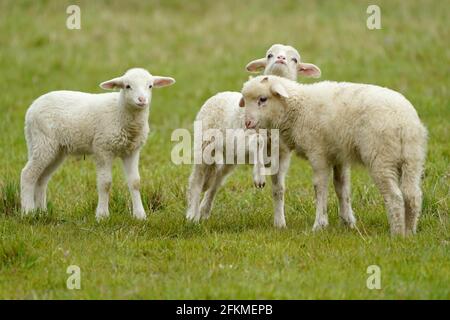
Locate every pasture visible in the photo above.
<box><xmin>0</xmin><ymin>0</ymin><xmax>448</xmax><ymax>299</ymax></box>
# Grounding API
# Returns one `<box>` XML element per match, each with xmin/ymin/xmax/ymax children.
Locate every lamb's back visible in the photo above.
<box><xmin>25</xmin><ymin>91</ymin><xmax>120</xmax><ymax>154</ymax></box>
<box><xmin>196</xmin><ymin>91</ymin><xmax>244</xmax><ymax>130</ymax></box>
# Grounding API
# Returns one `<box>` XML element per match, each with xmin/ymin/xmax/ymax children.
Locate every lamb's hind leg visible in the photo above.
<box><xmin>401</xmin><ymin>162</ymin><xmax>424</xmax><ymax>235</ymax></box>
<box><xmin>34</xmin><ymin>152</ymin><xmax>65</xmax><ymax>211</ymax></box>
<box><xmin>21</xmin><ymin>140</ymin><xmax>59</xmax><ymax>214</ymax></box>
<box><xmin>311</xmin><ymin>159</ymin><xmax>332</xmax><ymax>232</ymax></box>
<box><xmin>371</xmin><ymin>165</ymin><xmax>405</xmax><ymax>236</ymax></box>
<box><xmin>199</xmin><ymin>164</ymin><xmax>235</xmax><ymax>219</ymax></box>
<box><xmin>186</xmin><ymin>164</ymin><xmax>209</xmax><ymax>222</ymax></box>
<box><xmin>333</xmin><ymin>164</ymin><xmax>356</xmax><ymax>228</ymax></box>
<box><xmin>94</xmin><ymin>156</ymin><xmax>113</xmax><ymax>221</ymax></box>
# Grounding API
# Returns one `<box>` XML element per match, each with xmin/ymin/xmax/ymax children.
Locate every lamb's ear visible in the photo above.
<box><xmin>99</xmin><ymin>77</ymin><xmax>124</xmax><ymax>90</ymax></box>
<box><xmin>271</xmin><ymin>83</ymin><xmax>289</xmax><ymax>98</ymax></box>
<box><xmin>298</xmin><ymin>62</ymin><xmax>321</xmax><ymax>78</ymax></box>
<box><xmin>153</xmin><ymin>76</ymin><xmax>176</xmax><ymax>88</ymax></box>
<box><xmin>246</xmin><ymin>58</ymin><xmax>266</xmax><ymax>73</ymax></box>
<box><xmin>239</xmin><ymin>96</ymin><xmax>245</xmax><ymax>108</ymax></box>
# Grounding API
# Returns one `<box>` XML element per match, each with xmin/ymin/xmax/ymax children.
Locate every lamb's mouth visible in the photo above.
<box><xmin>270</xmin><ymin>64</ymin><xmax>288</xmax><ymax>77</ymax></box>
<box><xmin>245</xmin><ymin>123</ymin><xmax>259</xmax><ymax>130</ymax></box>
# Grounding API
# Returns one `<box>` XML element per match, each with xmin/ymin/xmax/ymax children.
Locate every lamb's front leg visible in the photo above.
<box><xmin>271</xmin><ymin>150</ymin><xmax>291</xmax><ymax>228</ymax></box>
<box><xmin>253</xmin><ymin>161</ymin><xmax>266</xmax><ymax>188</ymax></box>
<box><xmin>311</xmin><ymin>161</ymin><xmax>331</xmax><ymax>231</ymax></box>
<box><xmin>95</xmin><ymin>156</ymin><xmax>113</xmax><ymax>221</ymax></box>
<box><xmin>122</xmin><ymin>150</ymin><xmax>146</xmax><ymax>220</ymax></box>
<box><xmin>252</xmin><ymin>132</ymin><xmax>266</xmax><ymax>188</ymax></box>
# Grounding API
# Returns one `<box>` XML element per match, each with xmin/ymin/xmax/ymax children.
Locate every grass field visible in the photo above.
<box><xmin>0</xmin><ymin>0</ymin><xmax>449</xmax><ymax>299</ymax></box>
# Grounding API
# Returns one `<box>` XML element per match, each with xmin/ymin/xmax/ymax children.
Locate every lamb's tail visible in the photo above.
<box><xmin>399</xmin><ymin>123</ymin><xmax>427</xmax><ymax>234</ymax></box>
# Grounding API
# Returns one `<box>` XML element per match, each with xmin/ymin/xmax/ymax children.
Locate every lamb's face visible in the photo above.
<box><xmin>239</xmin><ymin>76</ymin><xmax>287</xmax><ymax>130</ymax></box>
<box><xmin>246</xmin><ymin>44</ymin><xmax>321</xmax><ymax>80</ymax></box>
<box><xmin>122</xmin><ymin>69</ymin><xmax>154</xmax><ymax>109</ymax></box>
<box><xmin>264</xmin><ymin>44</ymin><xmax>301</xmax><ymax>80</ymax></box>
<box><xmin>100</xmin><ymin>68</ymin><xmax>175</xmax><ymax>110</ymax></box>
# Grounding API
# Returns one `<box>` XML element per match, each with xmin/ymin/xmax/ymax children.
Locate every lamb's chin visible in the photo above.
<box><xmin>268</xmin><ymin>64</ymin><xmax>289</xmax><ymax>78</ymax></box>
<box><xmin>133</xmin><ymin>104</ymin><xmax>148</xmax><ymax>110</ymax></box>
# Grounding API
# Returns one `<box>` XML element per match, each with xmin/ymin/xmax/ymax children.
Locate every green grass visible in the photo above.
<box><xmin>0</xmin><ymin>0</ymin><xmax>449</xmax><ymax>299</ymax></box>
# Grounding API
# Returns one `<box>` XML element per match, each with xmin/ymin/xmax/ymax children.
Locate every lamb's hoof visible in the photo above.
<box><xmin>199</xmin><ymin>208</ymin><xmax>211</xmax><ymax>220</ymax></box>
<box><xmin>20</xmin><ymin>208</ymin><xmax>34</xmax><ymax>216</ymax></box>
<box><xmin>390</xmin><ymin>228</ymin><xmax>406</xmax><ymax>237</ymax></box>
<box><xmin>341</xmin><ymin>214</ymin><xmax>356</xmax><ymax>229</ymax></box>
<box><xmin>340</xmin><ymin>210</ymin><xmax>356</xmax><ymax>229</ymax></box>
<box><xmin>274</xmin><ymin>220</ymin><xmax>287</xmax><ymax>229</ymax></box>
<box><xmin>254</xmin><ymin>181</ymin><xmax>266</xmax><ymax>189</ymax></box>
<box><xmin>133</xmin><ymin>211</ymin><xmax>147</xmax><ymax>220</ymax></box>
<box><xmin>95</xmin><ymin>211</ymin><xmax>109</xmax><ymax>222</ymax></box>
<box><xmin>186</xmin><ymin>211</ymin><xmax>201</xmax><ymax>223</ymax></box>
<box><xmin>312</xmin><ymin>219</ymin><xmax>328</xmax><ymax>232</ymax></box>
<box><xmin>347</xmin><ymin>222</ymin><xmax>356</xmax><ymax>229</ymax></box>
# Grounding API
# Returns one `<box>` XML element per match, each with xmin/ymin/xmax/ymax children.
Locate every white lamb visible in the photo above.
<box><xmin>21</xmin><ymin>68</ymin><xmax>175</xmax><ymax>220</ymax></box>
<box><xmin>186</xmin><ymin>44</ymin><xmax>321</xmax><ymax>226</ymax></box>
<box><xmin>240</xmin><ymin>75</ymin><xmax>427</xmax><ymax>236</ymax></box>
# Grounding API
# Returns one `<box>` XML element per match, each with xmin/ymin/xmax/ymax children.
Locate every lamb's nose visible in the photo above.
<box><xmin>245</xmin><ymin>120</ymin><xmax>252</xmax><ymax>129</ymax></box>
<box><xmin>277</xmin><ymin>55</ymin><xmax>286</xmax><ymax>60</ymax></box>
<box><xmin>138</xmin><ymin>97</ymin><xmax>146</xmax><ymax>103</ymax></box>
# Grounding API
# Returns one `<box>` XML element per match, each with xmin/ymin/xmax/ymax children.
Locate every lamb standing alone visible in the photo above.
<box><xmin>21</xmin><ymin>68</ymin><xmax>175</xmax><ymax>220</ymax></box>
<box><xmin>240</xmin><ymin>76</ymin><xmax>427</xmax><ymax>236</ymax></box>
<box><xmin>186</xmin><ymin>44</ymin><xmax>321</xmax><ymax>226</ymax></box>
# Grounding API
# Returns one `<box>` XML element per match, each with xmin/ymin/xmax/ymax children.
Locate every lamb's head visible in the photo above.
<box><xmin>240</xmin><ymin>76</ymin><xmax>290</xmax><ymax>130</ymax></box>
<box><xmin>100</xmin><ymin>68</ymin><xmax>175</xmax><ymax>109</ymax></box>
<box><xmin>245</xmin><ymin>44</ymin><xmax>321</xmax><ymax>81</ymax></box>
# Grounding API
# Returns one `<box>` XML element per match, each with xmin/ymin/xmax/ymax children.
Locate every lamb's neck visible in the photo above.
<box><xmin>264</xmin><ymin>70</ymin><xmax>297</xmax><ymax>81</ymax></box>
<box><xmin>276</xmin><ymin>86</ymin><xmax>307</xmax><ymax>150</ymax></box>
<box><xmin>117</xmin><ymin>93</ymin><xmax>149</xmax><ymax>131</ymax></box>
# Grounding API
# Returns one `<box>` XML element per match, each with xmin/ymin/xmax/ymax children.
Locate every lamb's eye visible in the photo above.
<box><xmin>126</xmin><ymin>85</ymin><xmax>131</xmax><ymax>89</ymax></box>
<box><xmin>267</xmin><ymin>53</ymin><xmax>273</xmax><ymax>59</ymax></box>
<box><xmin>149</xmin><ymin>84</ymin><xmax>153</xmax><ymax>89</ymax></box>
<box><xmin>258</xmin><ymin>96</ymin><xmax>268</xmax><ymax>105</ymax></box>
<box><xmin>292</xmin><ymin>58</ymin><xmax>298</xmax><ymax>63</ymax></box>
